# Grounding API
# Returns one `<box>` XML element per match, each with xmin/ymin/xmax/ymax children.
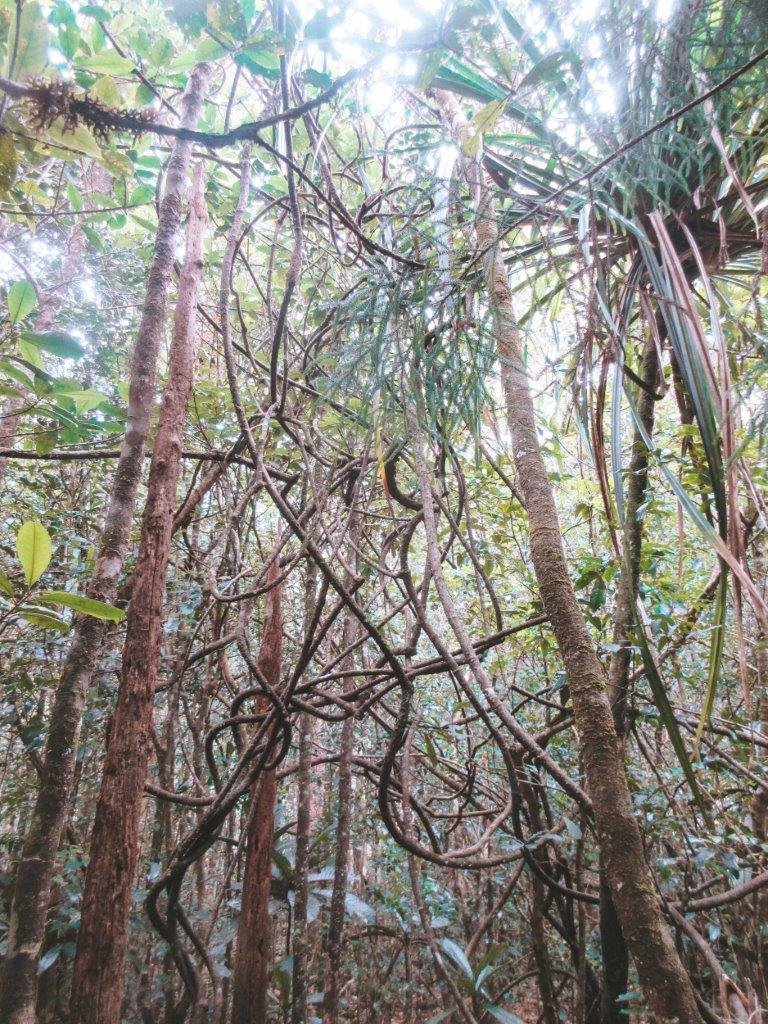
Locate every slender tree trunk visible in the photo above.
<box><xmin>231</xmin><ymin>568</ymin><xmax>283</xmax><ymax>1024</ymax></box>
<box><xmin>69</xmin><ymin>153</ymin><xmax>209</xmax><ymax>1024</ymax></box>
<box><xmin>520</xmin><ymin>782</ymin><xmax>559</xmax><ymax>1024</ymax></box>
<box><xmin>323</xmin><ymin>709</ymin><xmax>354</xmax><ymax>1024</ymax></box>
<box><xmin>0</xmin><ymin>65</ymin><xmax>211</xmax><ymax>1024</ymax></box>
<box><xmin>292</xmin><ymin>563</ymin><xmax>318</xmax><ymax>1024</ymax></box>
<box><xmin>434</xmin><ymin>90</ymin><xmax>700</xmax><ymax>1023</ymax></box>
<box><xmin>606</xmin><ymin>333</ymin><xmax>660</xmax><ymax>732</ymax></box>
<box><xmin>600</xmin><ymin>332</ymin><xmax>660</xmax><ymax>1024</ymax></box>
<box><xmin>491</xmin><ymin>237</ymin><xmax>699</xmax><ymax>1024</ymax></box>
<box><xmin>290</xmin><ymin>711</ymin><xmax>314</xmax><ymax>1024</ymax></box>
<box><xmin>752</xmin><ymin>575</ymin><xmax>768</xmax><ymax>1000</ymax></box>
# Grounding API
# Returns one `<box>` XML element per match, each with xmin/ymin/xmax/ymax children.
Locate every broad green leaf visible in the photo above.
<box><xmin>343</xmin><ymin>892</ymin><xmax>375</xmax><ymax>924</ymax></box>
<box><xmin>7</xmin><ymin>281</ymin><xmax>36</xmax><ymax>323</ymax></box>
<box><xmin>35</xmin><ymin>426</ymin><xmax>59</xmax><ymax>455</ymax></box>
<box><xmin>517</xmin><ymin>50</ymin><xmax>582</xmax><ymax>91</ymax></box>
<box><xmin>462</xmin><ymin>99</ymin><xmax>506</xmax><ymax>158</ymax></box>
<box><xmin>423</xmin><ymin>732</ymin><xmax>438</xmax><ymax>767</ymax></box>
<box><xmin>37</xmin><ymin>945</ymin><xmax>61</xmax><ymax>974</ymax></box>
<box><xmin>16</xmin><ymin>521</ymin><xmax>52</xmax><ymax>585</ymax></box>
<box><xmin>58</xmin><ymin>387</ymin><xmax>109</xmax><ymax>413</ymax></box>
<box><xmin>80</xmin><ymin>52</ymin><xmax>134</xmax><ymax>75</ymax></box>
<box><xmin>17</xmin><ymin>338</ymin><xmax>44</xmax><ymax>369</ymax></box>
<box><xmin>487</xmin><ymin>1008</ymin><xmax>525</xmax><ymax>1024</ymax></box>
<box><xmin>0</xmin><ymin>132</ymin><xmax>18</xmax><ymax>195</ymax></box>
<box><xmin>235</xmin><ymin>48</ymin><xmax>281</xmax><ymax>78</ymax></box>
<box><xmin>80</xmin><ymin>5</ymin><xmax>111</xmax><ymax>19</ymax></box>
<box><xmin>20</xmin><ymin>331</ymin><xmax>86</xmax><ymax>360</ymax></box>
<box><xmin>13</xmin><ymin>1</ymin><xmax>50</xmax><ymax>78</ymax></box>
<box><xmin>440</xmin><ymin>938</ymin><xmax>473</xmax><ymax>979</ymax></box>
<box><xmin>694</xmin><ymin>573</ymin><xmax>727</xmax><ymax>752</ymax></box>
<box><xmin>19</xmin><ymin>605</ymin><xmax>70</xmax><ymax>632</ymax></box>
<box><xmin>45</xmin><ymin>121</ymin><xmax>102</xmax><ymax>160</ymax></box>
<box><xmin>0</xmin><ymin>571</ymin><xmax>15</xmax><ymax>596</ymax></box>
<box><xmin>90</xmin><ymin>75</ymin><xmax>122</xmax><ymax>106</ymax></box>
<box><xmin>38</xmin><ymin>590</ymin><xmax>125</xmax><ymax>622</ymax></box>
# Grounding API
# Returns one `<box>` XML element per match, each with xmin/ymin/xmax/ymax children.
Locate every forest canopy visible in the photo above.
<box><xmin>0</xmin><ymin>1</ymin><xmax>766</xmax><ymax>1023</ymax></box>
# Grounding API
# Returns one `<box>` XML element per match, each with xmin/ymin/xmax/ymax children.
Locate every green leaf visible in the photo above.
<box><xmin>13</xmin><ymin>1</ymin><xmax>50</xmax><ymax>78</ymax></box>
<box><xmin>19</xmin><ymin>605</ymin><xmax>70</xmax><ymax>632</ymax></box>
<box><xmin>344</xmin><ymin>892</ymin><xmax>376</xmax><ymax>924</ymax></box>
<box><xmin>517</xmin><ymin>50</ymin><xmax>582</xmax><ymax>91</ymax></box>
<box><xmin>35</xmin><ymin>426</ymin><xmax>59</xmax><ymax>455</ymax></box>
<box><xmin>80</xmin><ymin>52</ymin><xmax>135</xmax><ymax>75</ymax></box>
<box><xmin>0</xmin><ymin>131</ymin><xmax>18</xmax><ymax>195</ymax></box>
<box><xmin>235</xmin><ymin>47</ymin><xmax>280</xmax><ymax>78</ymax></box>
<box><xmin>16</xmin><ymin>521</ymin><xmax>53</xmax><ymax>586</ymax></box>
<box><xmin>303</xmin><ymin>68</ymin><xmax>332</xmax><ymax>89</ymax></box>
<box><xmin>45</xmin><ymin>122</ymin><xmax>102</xmax><ymax>160</ymax></box>
<box><xmin>423</xmin><ymin>732</ymin><xmax>438</xmax><ymax>767</ymax></box>
<box><xmin>38</xmin><ymin>945</ymin><xmax>61</xmax><ymax>974</ymax></box>
<box><xmin>7</xmin><ymin>281</ymin><xmax>36</xmax><ymax>323</ymax></box>
<box><xmin>487</xmin><ymin>1007</ymin><xmax>525</xmax><ymax>1024</ymax></box>
<box><xmin>440</xmin><ymin>938</ymin><xmax>473</xmax><ymax>979</ymax></box>
<box><xmin>20</xmin><ymin>331</ymin><xmax>86</xmax><ymax>360</ymax></box>
<box><xmin>633</xmin><ymin>602</ymin><xmax>711</xmax><ymax>824</ymax></box>
<box><xmin>425</xmin><ymin>1012</ymin><xmax>453</xmax><ymax>1024</ymax></box>
<box><xmin>38</xmin><ymin>590</ymin><xmax>125</xmax><ymax>622</ymax></box>
<box><xmin>0</xmin><ymin>571</ymin><xmax>15</xmax><ymax>596</ymax></box>
<box><xmin>694</xmin><ymin>573</ymin><xmax>727</xmax><ymax>752</ymax></box>
<box><xmin>462</xmin><ymin>99</ymin><xmax>506</xmax><ymax>158</ymax></box>
<box><xmin>58</xmin><ymin>387</ymin><xmax>108</xmax><ymax>413</ymax></box>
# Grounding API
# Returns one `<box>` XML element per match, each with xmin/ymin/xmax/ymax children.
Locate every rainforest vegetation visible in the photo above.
<box><xmin>0</xmin><ymin>0</ymin><xmax>766</xmax><ymax>1022</ymax></box>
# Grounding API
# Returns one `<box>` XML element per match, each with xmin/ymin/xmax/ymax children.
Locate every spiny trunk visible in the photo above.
<box><xmin>600</xmin><ymin>331</ymin><xmax>660</xmax><ymax>1024</ymax></box>
<box><xmin>0</xmin><ymin>66</ymin><xmax>210</xmax><ymax>1024</ymax></box>
<box><xmin>231</xmin><ymin>568</ymin><xmax>283</xmax><ymax>1024</ymax></box>
<box><xmin>69</xmin><ymin>155</ymin><xmax>209</xmax><ymax>1024</ymax></box>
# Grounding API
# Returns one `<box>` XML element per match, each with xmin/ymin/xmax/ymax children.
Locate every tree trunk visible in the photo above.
<box><xmin>290</xmin><ymin>711</ymin><xmax>314</xmax><ymax>1024</ymax></box>
<box><xmin>69</xmin><ymin>153</ymin><xmax>209</xmax><ymax>1024</ymax></box>
<box><xmin>231</xmin><ymin>567</ymin><xmax>283</xmax><ymax>1024</ymax></box>
<box><xmin>600</xmin><ymin>332</ymin><xmax>660</xmax><ymax>1024</ymax></box>
<box><xmin>492</xmin><ymin>242</ymin><xmax>700</xmax><ymax>1024</ymax></box>
<box><xmin>323</xmin><ymin>709</ymin><xmax>354</xmax><ymax>1024</ymax></box>
<box><xmin>434</xmin><ymin>90</ymin><xmax>701</xmax><ymax>1024</ymax></box>
<box><xmin>292</xmin><ymin>562</ymin><xmax>318</xmax><ymax>1024</ymax></box>
<box><xmin>0</xmin><ymin>65</ymin><xmax>211</xmax><ymax>1024</ymax></box>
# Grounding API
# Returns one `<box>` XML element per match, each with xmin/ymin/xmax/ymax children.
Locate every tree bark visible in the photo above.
<box><xmin>434</xmin><ymin>89</ymin><xmax>701</xmax><ymax>1024</ymax></box>
<box><xmin>323</xmin><ymin>709</ymin><xmax>354</xmax><ymax>1024</ymax></box>
<box><xmin>231</xmin><ymin>567</ymin><xmax>283</xmax><ymax>1024</ymax></box>
<box><xmin>600</xmin><ymin>332</ymin><xmax>660</xmax><ymax>1024</ymax></box>
<box><xmin>492</xmin><ymin>240</ymin><xmax>700</xmax><ymax>1024</ymax></box>
<box><xmin>291</xmin><ymin>563</ymin><xmax>318</xmax><ymax>1024</ymax></box>
<box><xmin>69</xmin><ymin>151</ymin><xmax>209</xmax><ymax>1024</ymax></box>
<box><xmin>0</xmin><ymin>65</ymin><xmax>211</xmax><ymax>1024</ymax></box>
